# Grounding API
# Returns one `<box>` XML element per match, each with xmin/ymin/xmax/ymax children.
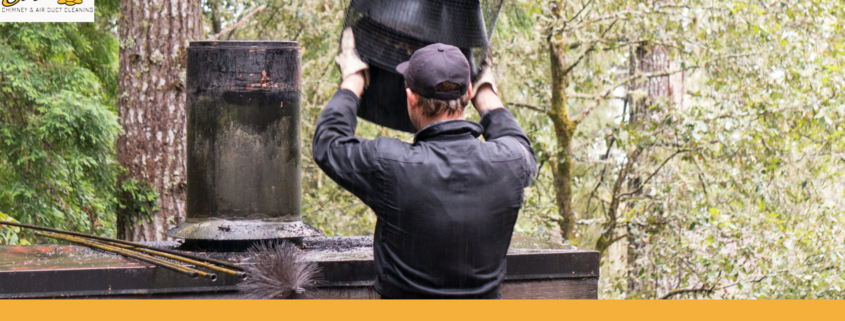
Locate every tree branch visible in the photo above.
<box><xmin>719</xmin><ymin>275</ymin><xmax>768</xmax><ymax>291</ymax></box>
<box><xmin>586</xmin><ymin>136</ymin><xmax>615</xmax><ymax>215</ymax></box>
<box><xmin>603</xmin><ymin>149</ymin><xmax>638</xmax><ymax>232</ymax></box>
<box><xmin>574</xmin><ymin>68</ymin><xmax>684</xmax><ymax>124</ymax></box>
<box><xmin>659</xmin><ymin>287</ymin><xmax>714</xmax><ymax>299</ymax></box>
<box><xmin>661</xmin><ymin>275</ymin><xmax>768</xmax><ymax>299</ymax></box>
<box><xmin>618</xmin><ymin>149</ymin><xmax>695</xmax><ymax>199</ymax></box>
<box><xmin>506</xmin><ymin>102</ymin><xmax>549</xmax><ymax>114</ymax></box>
<box><xmin>566</xmin><ymin>9</ymin><xmax>671</xmax><ymax>31</ymax></box>
<box><xmin>605</xmin><ymin>232</ymin><xmax>628</xmax><ymax>247</ymax></box>
<box><xmin>573</xmin><ymin>51</ymin><xmax>756</xmax><ymax>124</ymax></box>
<box><xmin>567</xmin><ymin>0</ymin><xmax>594</xmax><ymax>24</ymax></box>
<box><xmin>569</xmin><ymin>93</ymin><xmax>625</xmax><ymax>100</ymax></box>
<box><xmin>207</xmin><ymin>5</ymin><xmax>267</xmax><ymax>41</ymax></box>
<box><xmin>563</xmin><ymin>19</ymin><xmax>618</xmax><ymax>76</ymax></box>
<box><xmin>594</xmin><ymin>147</ymin><xmax>640</xmax><ymax>254</ymax></box>
<box><xmin>568</xmin><ymin>37</ymin><xmax>660</xmax><ymax>50</ymax></box>
<box><xmin>256</xmin><ymin>4</ymin><xmax>282</xmax><ymax>39</ymax></box>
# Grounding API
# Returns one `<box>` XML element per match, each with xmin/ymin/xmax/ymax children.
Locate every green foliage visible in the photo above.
<box><xmin>116</xmin><ymin>178</ymin><xmax>160</xmax><ymax>224</ymax></box>
<box><xmin>0</xmin><ymin>21</ymin><xmax>120</xmax><ymax>241</ymax></box>
<box><xmin>0</xmin><ymin>211</ymin><xmax>28</xmax><ymax>245</ymax></box>
<box><xmin>494</xmin><ymin>0</ymin><xmax>845</xmax><ymax>299</ymax></box>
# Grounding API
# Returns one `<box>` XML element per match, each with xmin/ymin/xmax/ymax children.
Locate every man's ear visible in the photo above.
<box><xmin>406</xmin><ymin>88</ymin><xmax>418</xmax><ymax>110</ymax></box>
<box><xmin>467</xmin><ymin>83</ymin><xmax>473</xmax><ymax>99</ymax></box>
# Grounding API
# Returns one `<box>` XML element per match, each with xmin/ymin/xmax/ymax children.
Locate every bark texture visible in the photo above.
<box><xmin>629</xmin><ymin>45</ymin><xmax>673</xmax><ymax>124</ymax></box>
<box><xmin>117</xmin><ymin>0</ymin><xmax>201</xmax><ymax>241</ymax></box>
<box><xmin>548</xmin><ymin>39</ymin><xmax>577</xmax><ymax>241</ymax></box>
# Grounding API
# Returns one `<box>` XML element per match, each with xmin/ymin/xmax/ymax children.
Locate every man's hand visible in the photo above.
<box><xmin>335</xmin><ymin>27</ymin><xmax>369</xmax><ymax>97</ymax></box>
<box><xmin>471</xmin><ymin>51</ymin><xmax>503</xmax><ymax>114</ymax></box>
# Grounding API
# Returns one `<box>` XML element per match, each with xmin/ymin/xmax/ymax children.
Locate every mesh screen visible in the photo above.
<box><xmin>343</xmin><ymin>0</ymin><xmax>504</xmax><ymax>133</ymax></box>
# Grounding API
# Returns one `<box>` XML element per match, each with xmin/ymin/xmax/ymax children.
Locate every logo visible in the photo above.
<box><xmin>2</xmin><ymin>0</ymin><xmax>83</xmax><ymax>6</ymax></box>
<box><xmin>58</xmin><ymin>0</ymin><xmax>82</xmax><ymax>6</ymax></box>
<box><xmin>0</xmin><ymin>0</ymin><xmax>94</xmax><ymax>22</ymax></box>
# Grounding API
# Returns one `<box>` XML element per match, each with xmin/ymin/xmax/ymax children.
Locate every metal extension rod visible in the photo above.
<box><xmin>101</xmin><ymin>240</ymin><xmax>247</xmax><ymax>279</ymax></box>
<box><xmin>35</xmin><ymin>232</ymin><xmax>218</xmax><ymax>282</ymax></box>
<box><xmin>0</xmin><ymin>221</ymin><xmax>244</xmax><ymax>271</ymax></box>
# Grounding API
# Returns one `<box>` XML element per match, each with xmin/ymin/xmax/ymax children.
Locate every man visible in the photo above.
<box><xmin>312</xmin><ymin>29</ymin><xmax>537</xmax><ymax>299</ymax></box>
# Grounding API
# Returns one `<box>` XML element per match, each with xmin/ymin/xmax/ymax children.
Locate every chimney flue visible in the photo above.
<box><xmin>167</xmin><ymin>41</ymin><xmax>321</xmax><ymax>241</ymax></box>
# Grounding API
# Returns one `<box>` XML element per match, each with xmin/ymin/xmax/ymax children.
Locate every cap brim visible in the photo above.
<box><xmin>395</xmin><ymin>61</ymin><xmax>409</xmax><ymax>76</ymax></box>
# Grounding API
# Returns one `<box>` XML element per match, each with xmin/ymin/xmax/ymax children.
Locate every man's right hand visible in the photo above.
<box><xmin>471</xmin><ymin>51</ymin><xmax>503</xmax><ymax>114</ymax></box>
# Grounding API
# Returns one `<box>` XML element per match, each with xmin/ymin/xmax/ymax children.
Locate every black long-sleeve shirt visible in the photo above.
<box><xmin>312</xmin><ymin>89</ymin><xmax>537</xmax><ymax>299</ymax></box>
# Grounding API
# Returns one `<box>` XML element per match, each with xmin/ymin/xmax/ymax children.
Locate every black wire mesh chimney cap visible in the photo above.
<box><xmin>343</xmin><ymin>0</ymin><xmax>503</xmax><ymax>133</ymax></box>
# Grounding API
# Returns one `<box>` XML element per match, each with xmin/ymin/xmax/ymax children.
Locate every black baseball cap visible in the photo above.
<box><xmin>396</xmin><ymin>43</ymin><xmax>470</xmax><ymax>100</ymax></box>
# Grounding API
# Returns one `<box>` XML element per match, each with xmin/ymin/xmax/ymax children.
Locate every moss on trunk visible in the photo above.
<box><xmin>548</xmin><ymin>39</ymin><xmax>577</xmax><ymax>241</ymax></box>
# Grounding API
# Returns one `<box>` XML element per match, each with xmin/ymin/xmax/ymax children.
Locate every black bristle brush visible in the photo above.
<box><xmin>238</xmin><ymin>241</ymin><xmax>321</xmax><ymax>299</ymax></box>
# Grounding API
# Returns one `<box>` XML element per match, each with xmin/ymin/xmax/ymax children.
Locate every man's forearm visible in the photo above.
<box><xmin>312</xmin><ymin>88</ymin><xmax>382</xmax><ymax>207</ymax></box>
<box><xmin>340</xmin><ymin>72</ymin><xmax>366</xmax><ymax>98</ymax></box>
<box><xmin>312</xmin><ymin>71</ymin><xmax>363</xmax><ymax>160</ymax></box>
<box><xmin>472</xmin><ymin>85</ymin><xmax>504</xmax><ymax>114</ymax></box>
<box><xmin>313</xmin><ymin>89</ymin><xmax>360</xmax><ymax>158</ymax></box>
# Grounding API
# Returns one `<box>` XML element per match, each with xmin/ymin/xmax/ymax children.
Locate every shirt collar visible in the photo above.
<box><xmin>413</xmin><ymin>119</ymin><xmax>483</xmax><ymax>144</ymax></box>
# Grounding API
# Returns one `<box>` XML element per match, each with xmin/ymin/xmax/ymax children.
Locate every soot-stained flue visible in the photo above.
<box><xmin>238</xmin><ymin>241</ymin><xmax>321</xmax><ymax>299</ymax></box>
<box><xmin>167</xmin><ymin>40</ymin><xmax>322</xmax><ymax>242</ymax></box>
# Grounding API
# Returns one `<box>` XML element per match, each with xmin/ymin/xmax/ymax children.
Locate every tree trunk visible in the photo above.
<box><xmin>209</xmin><ymin>0</ymin><xmax>222</xmax><ymax>35</ymax></box>
<box><xmin>117</xmin><ymin>0</ymin><xmax>201</xmax><ymax>241</ymax></box>
<box><xmin>625</xmin><ymin>44</ymin><xmax>676</xmax><ymax>298</ymax></box>
<box><xmin>548</xmin><ymin>38</ymin><xmax>577</xmax><ymax>241</ymax></box>
<box><xmin>629</xmin><ymin>45</ymin><xmax>671</xmax><ymax>124</ymax></box>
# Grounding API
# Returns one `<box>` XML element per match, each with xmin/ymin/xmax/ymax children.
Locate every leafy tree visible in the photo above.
<box><xmin>494</xmin><ymin>0</ymin><xmax>845</xmax><ymax>298</ymax></box>
<box><xmin>0</xmin><ymin>0</ymin><xmax>122</xmax><ymax>244</ymax></box>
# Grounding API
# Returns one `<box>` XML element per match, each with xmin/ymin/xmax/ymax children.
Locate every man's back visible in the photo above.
<box><xmin>373</xmin><ymin>116</ymin><xmax>534</xmax><ymax>298</ymax></box>
<box><xmin>312</xmin><ymin>89</ymin><xmax>536</xmax><ymax>298</ymax></box>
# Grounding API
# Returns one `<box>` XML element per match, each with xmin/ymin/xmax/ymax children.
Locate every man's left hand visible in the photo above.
<box><xmin>336</xmin><ymin>28</ymin><xmax>369</xmax><ymax>86</ymax></box>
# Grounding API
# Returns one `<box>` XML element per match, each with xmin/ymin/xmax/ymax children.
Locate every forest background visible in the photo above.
<box><xmin>1</xmin><ymin>0</ymin><xmax>844</xmax><ymax>299</ymax></box>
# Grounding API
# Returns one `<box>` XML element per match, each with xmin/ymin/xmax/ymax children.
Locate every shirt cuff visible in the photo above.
<box><xmin>479</xmin><ymin>107</ymin><xmax>508</xmax><ymax>124</ymax></box>
<box><xmin>336</xmin><ymin>88</ymin><xmax>360</xmax><ymax>102</ymax></box>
